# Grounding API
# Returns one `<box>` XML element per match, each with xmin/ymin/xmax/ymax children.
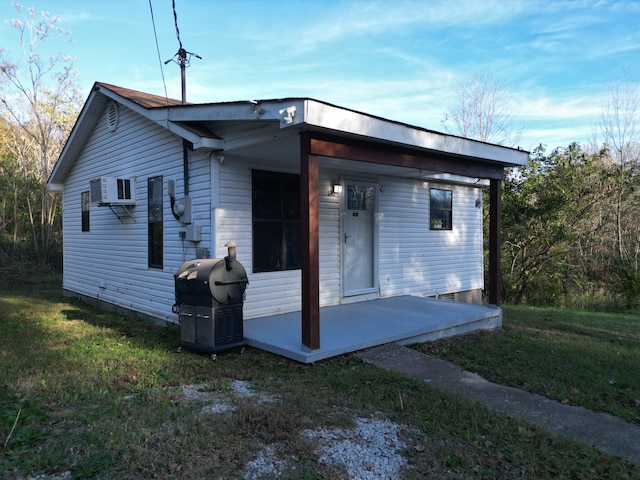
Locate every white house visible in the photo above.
<box><xmin>48</xmin><ymin>82</ymin><xmax>528</xmax><ymax>358</ymax></box>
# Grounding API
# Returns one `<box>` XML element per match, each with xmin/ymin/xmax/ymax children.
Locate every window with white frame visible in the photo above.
<box><xmin>430</xmin><ymin>188</ymin><xmax>452</xmax><ymax>230</ymax></box>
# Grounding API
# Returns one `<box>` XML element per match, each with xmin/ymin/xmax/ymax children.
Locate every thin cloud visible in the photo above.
<box><xmin>240</xmin><ymin>0</ymin><xmax>529</xmax><ymax>56</ymax></box>
<box><xmin>1</xmin><ymin>0</ymin><xmax>636</xmax><ymax>152</ymax></box>
<box><xmin>517</xmin><ymin>95</ymin><xmax>602</xmax><ymax>121</ymax></box>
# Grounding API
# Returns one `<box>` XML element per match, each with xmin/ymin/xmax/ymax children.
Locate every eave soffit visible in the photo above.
<box><xmin>50</xmin><ymin>84</ymin><xmax>529</xmax><ymax>188</ymax></box>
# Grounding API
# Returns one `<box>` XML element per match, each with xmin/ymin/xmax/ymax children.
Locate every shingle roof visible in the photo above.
<box><xmin>97</xmin><ymin>82</ymin><xmax>188</xmax><ymax>108</ymax></box>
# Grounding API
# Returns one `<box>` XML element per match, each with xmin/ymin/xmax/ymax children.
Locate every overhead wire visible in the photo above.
<box><xmin>148</xmin><ymin>0</ymin><xmax>169</xmax><ymax>103</ymax></box>
<box><xmin>172</xmin><ymin>0</ymin><xmax>183</xmax><ymax>49</ymax></box>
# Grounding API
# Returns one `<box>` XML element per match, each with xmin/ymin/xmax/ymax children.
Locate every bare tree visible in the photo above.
<box><xmin>0</xmin><ymin>4</ymin><xmax>81</xmax><ymax>264</ymax></box>
<box><xmin>442</xmin><ymin>73</ymin><xmax>521</xmax><ymax>147</ymax></box>
<box><xmin>599</xmin><ymin>73</ymin><xmax>640</xmax><ymax>267</ymax></box>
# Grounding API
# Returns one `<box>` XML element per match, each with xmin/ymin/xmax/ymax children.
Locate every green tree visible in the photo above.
<box><xmin>0</xmin><ymin>5</ymin><xmax>81</xmax><ymax>265</ymax></box>
<box><xmin>501</xmin><ymin>144</ymin><xmax>608</xmax><ymax>305</ymax></box>
<box><xmin>0</xmin><ymin>119</ymin><xmax>25</xmax><ymax>243</ymax></box>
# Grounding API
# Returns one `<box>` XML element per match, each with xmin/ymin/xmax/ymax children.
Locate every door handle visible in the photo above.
<box><xmin>344</xmin><ymin>233</ymin><xmax>351</xmax><ymax>244</ymax></box>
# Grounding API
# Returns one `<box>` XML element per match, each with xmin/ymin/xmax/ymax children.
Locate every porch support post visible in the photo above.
<box><xmin>489</xmin><ymin>178</ymin><xmax>502</xmax><ymax>306</ymax></box>
<box><xmin>300</xmin><ymin>132</ymin><xmax>320</xmax><ymax>350</ymax></box>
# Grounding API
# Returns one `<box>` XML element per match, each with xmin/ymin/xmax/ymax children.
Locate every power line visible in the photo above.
<box><xmin>148</xmin><ymin>0</ymin><xmax>169</xmax><ymax>103</ymax></box>
<box><xmin>164</xmin><ymin>0</ymin><xmax>201</xmax><ymax>104</ymax></box>
<box><xmin>169</xmin><ymin>0</ymin><xmax>202</xmax><ymax>68</ymax></box>
<box><xmin>172</xmin><ymin>0</ymin><xmax>183</xmax><ymax>49</ymax></box>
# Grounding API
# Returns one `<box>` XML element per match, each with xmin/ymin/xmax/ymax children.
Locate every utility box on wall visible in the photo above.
<box><xmin>185</xmin><ymin>224</ymin><xmax>201</xmax><ymax>242</ymax></box>
<box><xmin>172</xmin><ymin>196</ymin><xmax>192</xmax><ymax>224</ymax></box>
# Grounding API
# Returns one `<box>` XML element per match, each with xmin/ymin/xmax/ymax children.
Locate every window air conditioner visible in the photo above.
<box><xmin>90</xmin><ymin>177</ymin><xmax>136</xmax><ymax>205</ymax></box>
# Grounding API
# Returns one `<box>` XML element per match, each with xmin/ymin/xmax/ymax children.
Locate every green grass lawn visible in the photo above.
<box><xmin>416</xmin><ymin>304</ymin><xmax>640</xmax><ymax>425</ymax></box>
<box><xmin>1</xmin><ymin>267</ymin><xmax>639</xmax><ymax>479</ymax></box>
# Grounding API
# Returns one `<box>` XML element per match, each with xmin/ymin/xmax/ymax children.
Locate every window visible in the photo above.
<box><xmin>148</xmin><ymin>176</ymin><xmax>163</xmax><ymax>268</ymax></box>
<box><xmin>252</xmin><ymin>169</ymin><xmax>301</xmax><ymax>272</ymax></box>
<box><xmin>117</xmin><ymin>178</ymin><xmax>132</xmax><ymax>201</ymax></box>
<box><xmin>430</xmin><ymin>188</ymin><xmax>452</xmax><ymax>230</ymax></box>
<box><xmin>81</xmin><ymin>191</ymin><xmax>90</xmax><ymax>232</ymax></box>
<box><xmin>347</xmin><ymin>185</ymin><xmax>375</xmax><ymax>211</ymax></box>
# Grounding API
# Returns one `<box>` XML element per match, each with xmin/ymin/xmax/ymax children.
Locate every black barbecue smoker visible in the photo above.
<box><xmin>173</xmin><ymin>241</ymin><xmax>248</xmax><ymax>353</ymax></box>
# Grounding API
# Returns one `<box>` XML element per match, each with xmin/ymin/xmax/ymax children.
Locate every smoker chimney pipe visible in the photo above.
<box><xmin>225</xmin><ymin>241</ymin><xmax>237</xmax><ymax>271</ymax></box>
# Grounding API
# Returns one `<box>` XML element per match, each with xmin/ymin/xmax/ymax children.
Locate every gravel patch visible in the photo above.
<box><xmin>230</xmin><ymin>379</ymin><xmax>277</xmax><ymax>403</ymax></box>
<box><xmin>201</xmin><ymin>402</ymin><xmax>236</xmax><ymax>414</ymax></box>
<box><xmin>182</xmin><ymin>382</ymin><xmax>408</xmax><ymax>479</ymax></box>
<box><xmin>305</xmin><ymin>417</ymin><xmax>407</xmax><ymax>479</ymax></box>
<box><xmin>181</xmin><ymin>384</ymin><xmax>215</xmax><ymax>401</ymax></box>
<box><xmin>29</xmin><ymin>381</ymin><xmax>407</xmax><ymax>479</ymax></box>
<box><xmin>16</xmin><ymin>472</ymin><xmax>71</xmax><ymax>480</ymax></box>
<box><xmin>230</xmin><ymin>379</ymin><xmax>254</xmax><ymax>397</ymax></box>
<box><xmin>242</xmin><ymin>444</ymin><xmax>289</xmax><ymax>480</ymax></box>
<box><xmin>181</xmin><ymin>381</ymin><xmax>276</xmax><ymax>415</ymax></box>
<box><xmin>241</xmin><ymin>416</ymin><xmax>408</xmax><ymax>479</ymax></box>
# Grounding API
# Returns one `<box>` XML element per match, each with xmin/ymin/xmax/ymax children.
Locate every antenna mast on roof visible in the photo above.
<box><xmin>165</xmin><ymin>47</ymin><xmax>201</xmax><ymax>105</ymax></box>
<box><xmin>163</xmin><ymin>0</ymin><xmax>201</xmax><ymax>197</ymax></box>
<box><xmin>164</xmin><ymin>1</ymin><xmax>201</xmax><ymax>104</ymax></box>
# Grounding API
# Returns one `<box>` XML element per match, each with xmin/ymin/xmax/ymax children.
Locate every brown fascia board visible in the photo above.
<box><xmin>307</xmin><ymin>132</ymin><xmax>507</xmax><ymax>180</ymax></box>
<box><xmin>300</xmin><ymin>99</ymin><xmax>529</xmax><ymax>168</ymax></box>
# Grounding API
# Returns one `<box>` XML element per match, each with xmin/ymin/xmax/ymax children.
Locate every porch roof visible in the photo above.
<box><xmin>243</xmin><ymin>296</ymin><xmax>502</xmax><ymax>363</ymax></box>
<box><xmin>48</xmin><ymin>82</ymin><xmax>528</xmax><ymax>189</ymax></box>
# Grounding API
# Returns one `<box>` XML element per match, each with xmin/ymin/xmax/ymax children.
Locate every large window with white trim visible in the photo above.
<box><xmin>251</xmin><ymin>169</ymin><xmax>301</xmax><ymax>272</ymax></box>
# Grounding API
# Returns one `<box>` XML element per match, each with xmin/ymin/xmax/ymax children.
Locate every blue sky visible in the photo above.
<box><xmin>1</xmin><ymin>0</ymin><xmax>638</xmax><ymax>151</ymax></box>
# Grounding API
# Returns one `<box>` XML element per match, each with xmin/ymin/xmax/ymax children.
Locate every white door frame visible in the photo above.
<box><xmin>341</xmin><ymin>179</ymin><xmax>379</xmax><ymax>297</ymax></box>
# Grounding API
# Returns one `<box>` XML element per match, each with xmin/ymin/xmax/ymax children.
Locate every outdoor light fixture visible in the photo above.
<box><xmin>332</xmin><ymin>183</ymin><xmax>343</xmax><ymax>196</ymax></box>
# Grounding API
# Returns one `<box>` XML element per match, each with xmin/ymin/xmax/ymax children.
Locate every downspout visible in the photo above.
<box><xmin>179</xmin><ymin>47</ymin><xmax>190</xmax><ymax>196</ymax></box>
<box><xmin>183</xmin><ymin>139</ymin><xmax>189</xmax><ymax>196</ymax></box>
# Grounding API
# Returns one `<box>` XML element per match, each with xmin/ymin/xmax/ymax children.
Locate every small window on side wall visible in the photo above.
<box><xmin>148</xmin><ymin>176</ymin><xmax>163</xmax><ymax>269</ymax></box>
<box><xmin>430</xmin><ymin>188</ymin><xmax>452</xmax><ymax>230</ymax></box>
<box><xmin>81</xmin><ymin>191</ymin><xmax>90</xmax><ymax>232</ymax></box>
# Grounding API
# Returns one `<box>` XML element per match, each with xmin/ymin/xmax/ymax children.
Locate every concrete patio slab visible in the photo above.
<box><xmin>243</xmin><ymin>296</ymin><xmax>501</xmax><ymax>363</ymax></box>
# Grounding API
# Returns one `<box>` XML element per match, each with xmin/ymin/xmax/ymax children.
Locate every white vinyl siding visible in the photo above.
<box><xmin>378</xmin><ymin>178</ymin><xmax>483</xmax><ymax>298</ymax></box>
<box><xmin>61</xmin><ymin>104</ymin><xmax>211</xmax><ymax>322</ymax></box>
<box><xmin>215</xmin><ymin>158</ymin><xmax>482</xmax><ymax>320</ymax></box>
<box><xmin>215</xmin><ymin>159</ymin><xmax>301</xmax><ymax>318</ymax></box>
<box><xmin>214</xmin><ymin>159</ymin><xmax>342</xmax><ymax>319</ymax></box>
<box><xmin>61</xmin><ymin>101</ymin><xmax>484</xmax><ymax>325</ymax></box>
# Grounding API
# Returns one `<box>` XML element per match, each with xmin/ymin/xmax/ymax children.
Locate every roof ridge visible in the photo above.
<box><xmin>97</xmin><ymin>82</ymin><xmax>187</xmax><ymax>108</ymax></box>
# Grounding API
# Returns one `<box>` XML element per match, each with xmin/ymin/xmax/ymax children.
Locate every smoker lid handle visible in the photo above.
<box><xmin>214</xmin><ymin>278</ymin><xmax>249</xmax><ymax>286</ymax></box>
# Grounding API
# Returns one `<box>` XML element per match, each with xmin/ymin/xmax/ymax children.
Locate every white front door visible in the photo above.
<box><xmin>343</xmin><ymin>182</ymin><xmax>377</xmax><ymax>296</ymax></box>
